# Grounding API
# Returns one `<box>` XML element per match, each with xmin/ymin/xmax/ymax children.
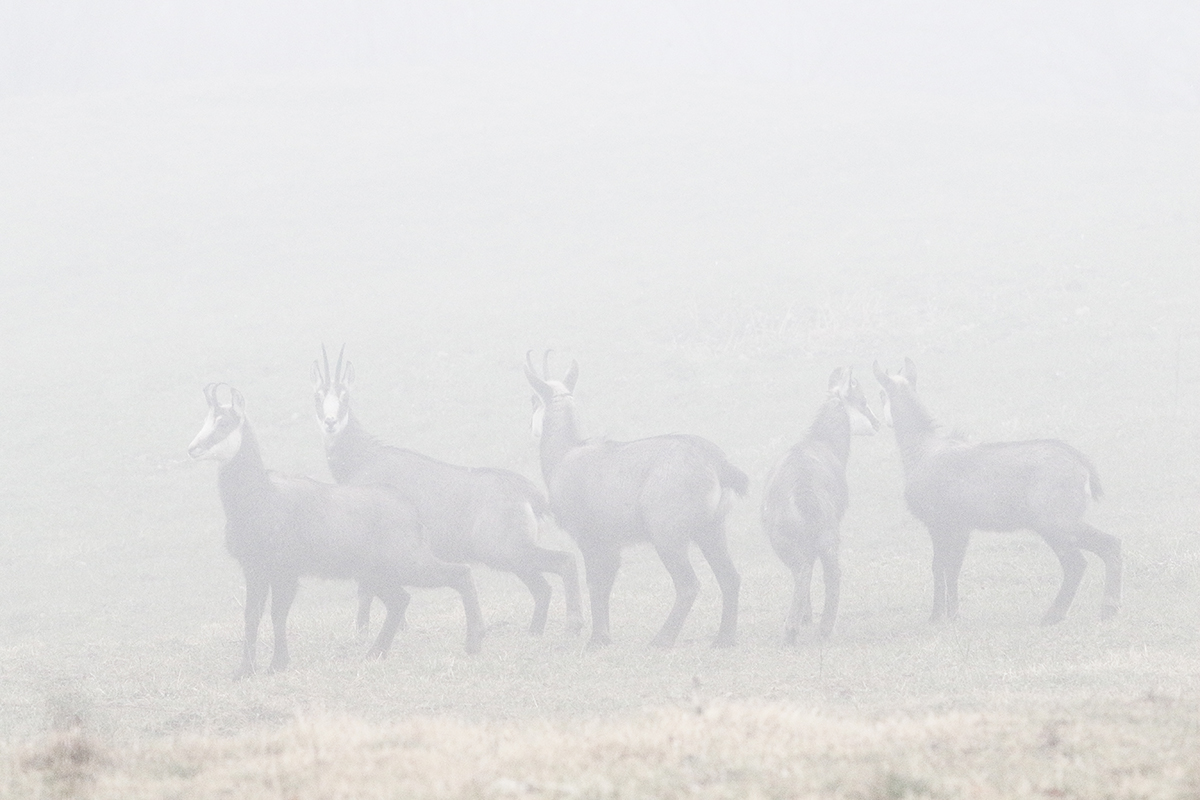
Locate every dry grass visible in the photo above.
<box><xmin>1</xmin><ymin>72</ymin><xmax>1199</xmax><ymax>797</ymax></box>
<box><xmin>6</xmin><ymin>698</ymin><xmax>1200</xmax><ymax>799</ymax></box>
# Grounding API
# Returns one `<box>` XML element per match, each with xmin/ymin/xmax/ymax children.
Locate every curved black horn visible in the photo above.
<box><xmin>335</xmin><ymin>344</ymin><xmax>346</xmax><ymax>384</ymax></box>
<box><xmin>202</xmin><ymin>382</ymin><xmax>217</xmax><ymax>404</ymax></box>
<box><xmin>321</xmin><ymin>343</ymin><xmax>332</xmax><ymax>385</ymax></box>
<box><xmin>542</xmin><ymin>349</ymin><xmax>554</xmax><ymax>379</ymax></box>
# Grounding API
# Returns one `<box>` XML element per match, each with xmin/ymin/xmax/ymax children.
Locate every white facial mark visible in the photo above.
<box><xmin>321</xmin><ymin>391</ymin><xmax>347</xmax><ymax>436</ymax></box>
<box><xmin>188</xmin><ymin>410</ymin><xmax>243</xmax><ymax>461</ymax></box>
<box><xmin>881</xmin><ymin>394</ymin><xmax>894</xmax><ymax>428</ymax></box>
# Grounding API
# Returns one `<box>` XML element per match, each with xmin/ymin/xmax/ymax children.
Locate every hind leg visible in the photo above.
<box><xmin>364</xmin><ymin>577</ymin><xmax>411</xmax><ymax>659</ymax></box>
<box><xmin>816</xmin><ymin>536</ymin><xmax>841</xmax><ymax>638</ymax></box>
<box><xmin>694</xmin><ymin>529</ymin><xmax>740</xmax><ymax>647</ymax></box>
<box><xmin>515</xmin><ymin>569</ymin><xmax>553</xmax><ymax>635</ymax></box>
<box><xmin>651</xmin><ymin>540</ymin><xmax>699</xmax><ymax>648</ymax></box>
<box><xmin>401</xmin><ymin>554</ymin><xmax>485</xmax><ymax>654</ymax></box>
<box><xmin>1076</xmin><ymin>524</ymin><xmax>1122</xmax><ymax>619</ymax></box>
<box><xmin>783</xmin><ymin>551</ymin><xmax>816</xmax><ymax>644</ymax></box>
<box><xmin>1040</xmin><ymin>533</ymin><xmax>1087</xmax><ymax>625</ymax></box>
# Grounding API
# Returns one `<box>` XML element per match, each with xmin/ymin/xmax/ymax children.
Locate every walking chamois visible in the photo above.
<box><xmin>188</xmin><ymin>383</ymin><xmax>484</xmax><ymax>678</ymax></box>
<box><xmin>525</xmin><ymin>352</ymin><xmax>747</xmax><ymax>649</ymax></box>
<box><xmin>873</xmin><ymin>359</ymin><xmax>1121</xmax><ymax>624</ymax></box>
<box><xmin>762</xmin><ymin>367</ymin><xmax>880</xmax><ymax>641</ymax></box>
<box><xmin>313</xmin><ymin>346</ymin><xmax>583</xmax><ymax>638</ymax></box>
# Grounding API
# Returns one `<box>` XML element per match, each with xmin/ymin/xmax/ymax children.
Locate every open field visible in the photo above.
<box><xmin>1</xmin><ymin>71</ymin><xmax>1199</xmax><ymax>795</ymax></box>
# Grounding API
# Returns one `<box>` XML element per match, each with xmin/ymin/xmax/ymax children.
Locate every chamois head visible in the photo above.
<box><xmin>188</xmin><ymin>383</ymin><xmax>246</xmax><ymax>461</ymax></box>
<box><xmin>312</xmin><ymin>343</ymin><xmax>354</xmax><ymax>438</ymax></box>
<box><xmin>829</xmin><ymin>367</ymin><xmax>881</xmax><ymax>435</ymax></box>
<box><xmin>872</xmin><ymin>358</ymin><xmax>929</xmax><ymax>431</ymax></box>
<box><xmin>524</xmin><ymin>350</ymin><xmax>578</xmax><ymax>440</ymax></box>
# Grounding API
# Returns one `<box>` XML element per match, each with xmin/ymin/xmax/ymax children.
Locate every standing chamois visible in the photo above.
<box><xmin>873</xmin><ymin>359</ymin><xmax>1121</xmax><ymax>624</ymax></box>
<box><xmin>525</xmin><ymin>352</ymin><xmax>747</xmax><ymax>649</ymax></box>
<box><xmin>313</xmin><ymin>346</ymin><xmax>582</xmax><ymax>638</ymax></box>
<box><xmin>188</xmin><ymin>383</ymin><xmax>484</xmax><ymax>678</ymax></box>
<box><xmin>762</xmin><ymin>367</ymin><xmax>880</xmax><ymax>641</ymax></box>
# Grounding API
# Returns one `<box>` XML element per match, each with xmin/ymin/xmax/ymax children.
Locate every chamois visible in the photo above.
<box><xmin>873</xmin><ymin>359</ymin><xmax>1121</xmax><ymax>624</ymax></box>
<box><xmin>188</xmin><ymin>383</ymin><xmax>484</xmax><ymax>678</ymax></box>
<box><xmin>313</xmin><ymin>346</ymin><xmax>582</xmax><ymax>637</ymax></box>
<box><xmin>762</xmin><ymin>367</ymin><xmax>880</xmax><ymax>641</ymax></box>
<box><xmin>525</xmin><ymin>352</ymin><xmax>747</xmax><ymax>649</ymax></box>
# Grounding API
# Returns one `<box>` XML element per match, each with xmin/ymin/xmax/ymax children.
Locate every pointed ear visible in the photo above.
<box><xmin>525</xmin><ymin>363</ymin><xmax>553</xmax><ymax>400</ymax></box>
<box><xmin>828</xmin><ymin>367</ymin><xmax>850</xmax><ymax>395</ymax></box>
<box><xmin>563</xmin><ymin>360</ymin><xmax>579</xmax><ymax>392</ymax></box>
<box><xmin>311</xmin><ymin>361</ymin><xmax>324</xmax><ymax>389</ymax></box>
<box><xmin>230</xmin><ymin>387</ymin><xmax>246</xmax><ymax>413</ymax></box>
<box><xmin>342</xmin><ymin>361</ymin><xmax>355</xmax><ymax>387</ymax></box>
<box><xmin>872</xmin><ymin>360</ymin><xmax>888</xmax><ymax>386</ymax></box>
<box><xmin>202</xmin><ymin>383</ymin><xmax>216</xmax><ymax>405</ymax></box>
<box><xmin>901</xmin><ymin>357</ymin><xmax>917</xmax><ymax>387</ymax></box>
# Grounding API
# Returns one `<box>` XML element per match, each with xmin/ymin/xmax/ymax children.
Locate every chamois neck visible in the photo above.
<box><xmin>325</xmin><ymin>413</ymin><xmax>385</xmax><ymax>482</ymax></box>
<box><xmin>806</xmin><ymin>397</ymin><xmax>851</xmax><ymax>466</ymax></box>
<box><xmin>539</xmin><ymin>402</ymin><xmax>584</xmax><ymax>485</ymax></box>
<box><xmin>890</xmin><ymin>392</ymin><xmax>939</xmax><ymax>473</ymax></box>
<box><xmin>217</xmin><ymin>423</ymin><xmax>275</xmax><ymax>513</ymax></box>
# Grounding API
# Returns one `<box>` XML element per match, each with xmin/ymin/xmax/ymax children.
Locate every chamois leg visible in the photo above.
<box><xmin>650</xmin><ymin>540</ymin><xmax>699</xmax><ymax>648</ymax></box>
<box><xmin>928</xmin><ymin>533</ymin><xmax>948</xmax><ymax>623</ymax></box>
<box><xmin>520</xmin><ymin>545</ymin><xmax>582</xmax><ymax>636</ymax></box>
<box><xmin>356</xmin><ymin>584</ymin><xmax>374</xmax><ymax>641</ymax></box>
<box><xmin>366</xmin><ymin>578</ymin><xmax>411</xmax><ymax>659</ymax></box>
<box><xmin>1040</xmin><ymin>534</ymin><xmax>1087</xmax><ymax>625</ymax></box>
<box><xmin>237</xmin><ymin>570</ymin><xmax>270</xmax><ymax>679</ymax></box>
<box><xmin>941</xmin><ymin>530</ymin><xmax>970</xmax><ymax>621</ymax></box>
<box><xmin>784</xmin><ymin>551</ymin><xmax>816</xmax><ymax>645</ymax></box>
<box><xmin>1076</xmin><ymin>524</ymin><xmax>1122</xmax><ymax>619</ymax></box>
<box><xmin>514</xmin><ymin>568</ymin><xmax>553</xmax><ymax>635</ymax></box>
<box><xmin>817</xmin><ymin>539</ymin><xmax>841</xmax><ymax>638</ymax></box>
<box><xmin>580</xmin><ymin>543</ymin><xmax>620</xmax><ymax>648</ymax></box>
<box><xmin>694</xmin><ymin>531</ymin><xmax>739</xmax><ymax>647</ymax></box>
<box><xmin>401</xmin><ymin>555</ymin><xmax>485</xmax><ymax>654</ymax></box>
<box><xmin>268</xmin><ymin>575</ymin><xmax>298</xmax><ymax>673</ymax></box>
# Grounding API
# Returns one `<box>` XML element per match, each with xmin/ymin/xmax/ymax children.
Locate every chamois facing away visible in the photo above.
<box><xmin>762</xmin><ymin>367</ymin><xmax>880</xmax><ymax>642</ymax></box>
<box><xmin>873</xmin><ymin>359</ymin><xmax>1121</xmax><ymax>625</ymax></box>
<box><xmin>188</xmin><ymin>383</ymin><xmax>485</xmax><ymax>679</ymax></box>
<box><xmin>525</xmin><ymin>352</ymin><xmax>748</xmax><ymax>649</ymax></box>
<box><xmin>312</xmin><ymin>346</ymin><xmax>583</xmax><ymax>638</ymax></box>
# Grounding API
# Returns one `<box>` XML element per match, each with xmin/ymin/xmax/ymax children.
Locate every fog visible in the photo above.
<box><xmin>2</xmin><ymin>0</ymin><xmax>1199</xmax><ymax>762</ymax></box>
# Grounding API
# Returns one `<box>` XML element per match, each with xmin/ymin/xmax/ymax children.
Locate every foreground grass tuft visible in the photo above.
<box><xmin>4</xmin><ymin>699</ymin><xmax>1198</xmax><ymax>799</ymax></box>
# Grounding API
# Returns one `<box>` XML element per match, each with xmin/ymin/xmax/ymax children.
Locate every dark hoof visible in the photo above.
<box><xmin>710</xmin><ymin>635</ymin><xmax>736</xmax><ymax>649</ymax></box>
<box><xmin>649</xmin><ymin>636</ymin><xmax>676</xmax><ymax>649</ymax></box>
<box><xmin>1100</xmin><ymin>603</ymin><xmax>1119</xmax><ymax>621</ymax></box>
<box><xmin>585</xmin><ymin>634</ymin><xmax>611</xmax><ymax>650</ymax></box>
<box><xmin>565</xmin><ymin>618</ymin><xmax>585</xmax><ymax>637</ymax></box>
<box><xmin>365</xmin><ymin>647</ymin><xmax>387</xmax><ymax>660</ymax></box>
<box><xmin>783</xmin><ymin>629</ymin><xmax>798</xmax><ymax>646</ymax></box>
<box><xmin>232</xmin><ymin>666</ymin><xmax>254</xmax><ymax>681</ymax></box>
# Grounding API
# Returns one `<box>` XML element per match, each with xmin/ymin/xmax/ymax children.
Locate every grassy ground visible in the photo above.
<box><xmin>1</xmin><ymin>72</ymin><xmax>1198</xmax><ymax>794</ymax></box>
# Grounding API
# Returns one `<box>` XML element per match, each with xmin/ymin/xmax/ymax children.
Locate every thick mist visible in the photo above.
<box><xmin>1</xmin><ymin>4</ymin><xmax>1198</xmax><ymax>783</ymax></box>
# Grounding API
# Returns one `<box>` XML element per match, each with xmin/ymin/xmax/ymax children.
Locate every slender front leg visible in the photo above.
<box><xmin>268</xmin><ymin>575</ymin><xmax>299</xmax><ymax>673</ymax></box>
<box><xmin>238</xmin><ymin>570</ymin><xmax>270</xmax><ymax>680</ymax></box>
<box><xmin>580</xmin><ymin>543</ymin><xmax>620</xmax><ymax>648</ymax></box>
<box><xmin>356</xmin><ymin>584</ymin><xmax>374</xmax><ymax>641</ymax></box>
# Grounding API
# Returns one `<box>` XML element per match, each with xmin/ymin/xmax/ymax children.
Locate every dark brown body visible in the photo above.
<box><xmin>527</xmin><ymin>358</ymin><xmax>747</xmax><ymax>648</ymax></box>
<box><xmin>875</xmin><ymin>360</ymin><xmax>1121</xmax><ymax>624</ymax></box>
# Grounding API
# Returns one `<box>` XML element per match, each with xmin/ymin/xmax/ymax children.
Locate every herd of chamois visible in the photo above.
<box><xmin>188</xmin><ymin>347</ymin><xmax>1120</xmax><ymax>677</ymax></box>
